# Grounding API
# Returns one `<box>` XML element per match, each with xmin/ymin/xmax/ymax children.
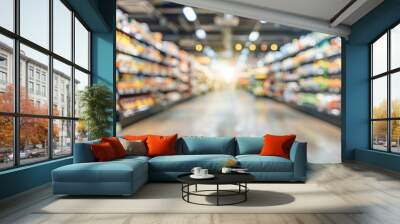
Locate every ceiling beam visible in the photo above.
<box><xmin>330</xmin><ymin>0</ymin><xmax>367</xmax><ymax>27</ymax></box>
<box><xmin>167</xmin><ymin>0</ymin><xmax>351</xmax><ymax>37</ymax></box>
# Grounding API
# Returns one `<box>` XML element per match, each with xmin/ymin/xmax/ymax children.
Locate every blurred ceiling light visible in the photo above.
<box><xmin>248</xmin><ymin>31</ymin><xmax>259</xmax><ymax>42</ymax></box>
<box><xmin>234</xmin><ymin>43</ymin><xmax>243</xmax><ymax>51</ymax></box>
<box><xmin>249</xmin><ymin>43</ymin><xmax>257</xmax><ymax>51</ymax></box>
<box><xmin>260</xmin><ymin>42</ymin><xmax>268</xmax><ymax>51</ymax></box>
<box><xmin>195</xmin><ymin>29</ymin><xmax>206</xmax><ymax>39</ymax></box>
<box><xmin>270</xmin><ymin>43</ymin><xmax>279</xmax><ymax>51</ymax></box>
<box><xmin>195</xmin><ymin>43</ymin><xmax>203</xmax><ymax>52</ymax></box>
<box><xmin>260</xmin><ymin>20</ymin><xmax>267</xmax><ymax>24</ymax></box>
<box><xmin>183</xmin><ymin>7</ymin><xmax>197</xmax><ymax>22</ymax></box>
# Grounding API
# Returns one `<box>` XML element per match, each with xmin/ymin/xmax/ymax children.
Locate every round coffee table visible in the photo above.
<box><xmin>177</xmin><ymin>173</ymin><xmax>255</xmax><ymax>206</ymax></box>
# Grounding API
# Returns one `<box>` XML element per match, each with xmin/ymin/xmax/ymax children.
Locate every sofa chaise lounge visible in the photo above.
<box><xmin>52</xmin><ymin>136</ymin><xmax>307</xmax><ymax>196</ymax></box>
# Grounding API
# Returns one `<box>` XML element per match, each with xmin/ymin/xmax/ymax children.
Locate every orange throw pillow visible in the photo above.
<box><xmin>91</xmin><ymin>142</ymin><xmax>117</xmax><ymax>161</ymax></box>
<box><xmin>260</xmin><ymin>134</ymin><xmax>296</xmax><ymax>159</ymax></box>
<box><xmin>146</xmin><ymin>134</ymin><xmax>178</xmax><ymax>157</ymax></box>
<box><xmin>101</xmin><ymin>137</ymin><xmax>126</xmax><ymax>158</ymax></box>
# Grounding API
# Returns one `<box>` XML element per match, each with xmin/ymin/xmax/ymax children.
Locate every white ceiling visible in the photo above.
<box><xmin>168</xmin><ymin>0</ymin><xmax>384</xmax><ymax>37</ymax></box>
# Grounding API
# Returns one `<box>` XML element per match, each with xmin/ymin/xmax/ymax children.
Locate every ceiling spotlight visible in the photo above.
<box><xmin>195</xmin><ymin>44</ymin><xmax>203</xmax><ymax>52</ymax></box>
<box><xmin>249</xmin><ymin>43</ymin><xmax>257</xmax><ymax>51</ymax></box>
<box><xmin>270</xmin><ymin>43</ymin><xmax>279</xmax><ymax>51</ymax></box>
<box><xmin>260</xmin><ymin>42</ymin><xmax>268</xmax><ymax>51</ymax></box>
<box><xmin>183</xmin><ymin>7</ymin><xmax>197</xmax><ymax>22</ymax></box>
<box><xmin>248</xmin><ymin>31</ymin><xmax>259</xmax><ymax>42</ymax></box>
<box><xmin>234</xmin><ymin>43</ymin><xmax>243</xmax><ymax>51</ymax></box>
<box><xmin>195</xmin><ymin>29</ymin><xmax>206</xmax><ymax>39</ymax></box>
<box><xmin>260</xmin><ymin>20</ymin><xmax>267</xmax><ymax>24</ymax></box>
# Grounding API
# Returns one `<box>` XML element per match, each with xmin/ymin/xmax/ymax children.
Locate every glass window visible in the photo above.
<box><xmin>391</xmin><ymin>24</ymin><xmax>400</xmax><ymax>70</ymax></box>
<box><xmin>74</xmin><ymin>69</ymin><xmax>89</xmax><ymax>118</ymax></box>
<box><xmin>20</xmin><ymin>44</ymin><xmax>49</xmax><ymax>115</ymax></box>
<box><xmin>0</xmin><ymin>35</ymin><xmax>14</xmax><ymax>113</ymax></box>
<box><xmin>371</xmin><ymin>23</ymin><xmax>400</xmax><ymax>153</ymax></box>
<box><xmin>391</xmin><ymin>72</ymin><xmax>400</xmax><ymax>118</ymax></box>
<box><xmin>0</xmin><ymin>0</ymin><xmax>91</xmax><ymax>170</ymax></box>
<box><xmin>20</xmin><ymin>0</ymin><xmax>49</xmax><ymax>49</ymax></box>
<box><xmin>372</xmin><ymin>76</ymin><xmax>387</xmax><ymax>119</ymax></box>
<box><xmin>53</xmin><ymin>0</ymin><xmax>72</xmax><ymax>60</ymax></box>
<box><xmin>74</xmin><ymin>18</ymin><xmax>89</xmax><ymax>70</ymax></box>
<box><xmin>0</xmin><ymin>116</ymin><xmax>14</xmax><ymax>169</ymax></box>
<box><xmin>53</xmin><ymin>59</ymin><xmax>72</xmax><ymax>117</ymax></box>
<box><xmin>391</xmin><ymin>120</ymin><xmax>400</xmax><ymax>153</ymax></box>
<box><xmin>372</xmin><ymin>121</ymin><xmax>388</xmax><ymax>151</ymax></box>
<box><xmin>75</xmin><ymin>120</ymin><xmax>88</xmax><ymax>143</ymax></box>
<box><xmin>372</xmin><ymin>33</ymin><xmax>387</xmax><ymax>76</ymax></box>
<box><xmin>0</xmin><ymin>0</ymin><xmax>14</xmax><ymax>31</ymax></box>
<box><xmin>53</xmin><ymin>119</ymin><xmax>72</xmax><ymax>157</ymax></box>
<box><xmin>19</xmin><ymin>117</ymin><xmax>49</xmax><ymax>165</ymax></box>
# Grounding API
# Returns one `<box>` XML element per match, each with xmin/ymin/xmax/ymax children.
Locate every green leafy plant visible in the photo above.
<box><xmin>79</xmin><ymin>84</ymin><xmax>113</xmax><ymax>140</ymax></box>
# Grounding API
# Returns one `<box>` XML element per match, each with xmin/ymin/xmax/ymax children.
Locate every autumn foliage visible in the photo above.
<box><xmin>0</xmin><ymin>85</ymin><xmax>59</xmax><ymax>152</ymax></box>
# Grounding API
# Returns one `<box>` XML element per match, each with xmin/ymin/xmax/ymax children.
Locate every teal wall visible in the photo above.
<box><xmin>343</xmin><ymin>0</ymin><xmax>400</xmax><ymax>170</ymax></box>
<box><xmin>0</xmin><ymin>0</ymin><xmax>116</xmax><ymax>199</ymax></box>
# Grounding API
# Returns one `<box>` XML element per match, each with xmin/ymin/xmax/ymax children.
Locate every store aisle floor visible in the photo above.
<box><xmin>122</xmin><ymin>90</ymin><xmax>341</xmax><ymax>163</ymax></box>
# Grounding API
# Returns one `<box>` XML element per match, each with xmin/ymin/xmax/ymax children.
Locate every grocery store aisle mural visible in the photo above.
<box><xmin>115</xmin><ymin>3</ymin><xmax>342</xmax><ymax>164</ymax></box>
<box><xmin>122</xmin><ymin>90</ymin><xmax>341</xmax><ymax>163</ymax></box>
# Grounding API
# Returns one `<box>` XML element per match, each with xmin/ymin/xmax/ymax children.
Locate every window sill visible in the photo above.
<box><xmin>0</xmin><ymin>156</ymin><xmax>72</xmax><ymax>175</ymax></box>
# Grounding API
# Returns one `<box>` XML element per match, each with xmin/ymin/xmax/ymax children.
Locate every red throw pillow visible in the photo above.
<box><xmin>260</xmin><ymin>134</ymin><xmax>296</xmax><ymax>159</ymax></box>
<box><xmin>146</xmin><ymin>134</ymin><xmax>178</xmax><ymax>157</ymax></box>
<box><xmin>101</xmin><ymin>137</ymin><xmax>126</xmax><ymax>158</ymax></box>
<box><xmin>91</xmin><ymin>142</ymin><xmax>117</xmax><ymax>161</ymax></box>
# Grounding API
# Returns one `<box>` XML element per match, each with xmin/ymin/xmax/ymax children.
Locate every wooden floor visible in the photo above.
<box><xmin>1</xmin><ymin>163</ymin><xmax>400</xmax><ymax>224</ymax></box>
<box><xmin>122</xmin><ymin>90</ymin><xmax>341</xmax><ymax>163</ymax></box>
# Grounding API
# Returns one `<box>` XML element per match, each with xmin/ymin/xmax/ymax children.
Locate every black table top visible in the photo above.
<box><xmin>177</xmin><ymin>172</ymin><xmax>255</xmax><ymax>185</ymax></box>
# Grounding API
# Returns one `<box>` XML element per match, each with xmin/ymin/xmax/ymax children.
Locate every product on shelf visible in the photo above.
<box><xmin>116</xmin><ymin>8</ymin><xmax>212</xmax><ymax>124</ymax></box>
<box><xmin>243</xmin><ymin>32</ymin><xmax>342</xmax><ymax>124</ymax></box>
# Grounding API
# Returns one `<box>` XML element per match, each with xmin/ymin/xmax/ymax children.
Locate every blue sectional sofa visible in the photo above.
<box><xmin>52</xmin><ymin>136</ymin><xmax>307</xmax><ymax>196</ymax></box>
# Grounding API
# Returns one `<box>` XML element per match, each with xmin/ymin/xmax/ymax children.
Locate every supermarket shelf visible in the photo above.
<box><xmin>118</xmin><ymin>96</ymin><xmax>194</xmax><ymax>128</ymax></box>
<box><xmin>294</xmin><ymin>89</ymin><xmax>341</xmax><ymax>94</ymax></box>
<box><xmin>117</xmin><ymin>28</ymin><xmax>180</xmax><ymax>60</ymax></box>
<box><xmin>264</xmin><ymin>36</ymin><xmax>336</xmax><ymax>66</ymax></box>
<box><xmin>263</xmin><ymin>96</ymin><xmax>341</xmax><ymax>127</ymax></box>
<box><xmin>116</xmin><ymin>50</ymin><xmax>175</xmax><ymax>67</ymax></box>
<box><xmin>281</xmin><ymin>53</ymin><xmax>341</xmax><ymax>72</ymax></box>
<box><xmin>118</xmin><ymin>89</ymin><xmax>188</xmax><ymax>97</ymax></box>
<box><xmin>118</xmin><ymin>71</ymin><xmax>191</xmax><ymax>84</ymax></box>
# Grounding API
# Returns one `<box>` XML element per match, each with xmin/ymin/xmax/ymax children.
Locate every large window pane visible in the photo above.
<box><xmin>391</xmin><ymin>72</ymin><xmax>400</xmax><ymax>118</ymax></box>
<box><xmin>372</xmin><ymin>121</ymin><xmax>388</xmax><ymax>151</ymax></box>
<box><xmin>53</xmin><ymin>59</ymin><xmax>72</xmax><ymax>117</ymax></box>
<box><xmin>74</xmin><ymin>18</ymin><xmax>89</xmax><ymax>70</ymax></box>
<box><xmin>372</xmin><ymin>76</ymin><xmax>387</xmax><ymax>119</ymax></box>
<box><xmin>20</xmin><ymin>44</ymin><xmax>49</xmax><ymax>115</ymax></box>
<box><xmin>53</xmin><ymin>119</ymin><xmax>72</xmax><ymax>157</ymax></box>
<box><xmin>20</xmin><ymin>0</ymin><xmax>49</xmax><ymax>49</ymax></box>
<box><xmin>391</xmin><ymin>24</ymin><xmax>400</xmax><ymax>70</ymax></box>
<box><xmin>0</xmin><ymin>0</ymin><xmax>14</xmax><ymax>31</ymax></box>
<box><xmin>391</xmin><ymin>120</ymin><xmax>400</xmax><ymax>153</ymax></box>
<box><xmin>0</xmin><ymin>116</ymin><xmax>13</xmax><ymax>170</ymax></box>
<box><xmin>0</xmin><ymin>35</ymin><xmax>14</xmax><ymax>112</ymax></box>
<box><xmin>74</xmin><ymin>69</ymin><xmax>89</xmax><ymax>118</ymax></box>
<box><xmin>53</xmin><ymin>0</ymin><xmax>72</xmax><ymax>60</ymax></box>
<box><xmin>372</xmin><ymin>33</ymin><xmax>387</xmax><ymax>76</ymax></box>
<box><xmin>20</xmin><ymin>117</ymin><xmax>49</xmax><ymax>165</ymax></box>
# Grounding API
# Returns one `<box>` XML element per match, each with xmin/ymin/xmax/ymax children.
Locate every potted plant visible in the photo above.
<box><xmin>79</xmin><ymin>84</ymin><xmax>113</xmax><ymax>140</ymax></box>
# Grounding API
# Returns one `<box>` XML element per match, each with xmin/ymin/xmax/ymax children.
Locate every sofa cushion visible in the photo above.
<box><xmin>91</xmin><ymin>142</ymin><xmax>118</xmax><ymax>161</ymax></box>
<box><xmin>147</xmin><ymin>134</ymin><xmax>178</xmax><ymax>157</ymax></box>
<box><xmin>149</xmin><ymin>154</ymin><xmax>235</xmax><ymax>172</ymax></box>
<box><xmin>260</xmin><ymin>134</ymin><xmax>296</xmax><ymax>159</ymax></box>
<box><xmin>53</xmin><ymin>159</ymin><xmax>147</xmax><ymax>183</ymax></box>
<box><xmin>236</xmin><ymin>155</ymin><xmax>293</xmax><ymax>172</ymax></box>
<box><xmin>236</xmin><ymin>137</ymin><xmax>263</xmax><ymax>155</ymax></box>
<box><xmin>73</xmin><ymin>139</ymin><xmax>100</xmax><ymax>163</ymax></box>
<box><xmin>178</xmin><ymin>137</ymin><xmax>236</xmax><ymax>155</ymax></box>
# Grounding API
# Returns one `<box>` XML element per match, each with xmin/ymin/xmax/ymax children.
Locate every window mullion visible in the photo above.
<box><xmin>13</xmin><ymin>0</ymin><xmax>21</xmax><ymax>167</ymax></box>
<box><xmin>388</xmin><ymin>30</ymin><xmax>391</xmax><ymax>152</ymax></box>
